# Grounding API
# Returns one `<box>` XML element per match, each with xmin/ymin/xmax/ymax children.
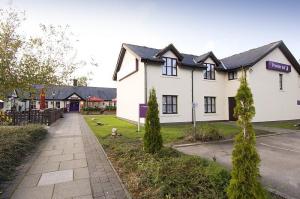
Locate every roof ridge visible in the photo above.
<box><xmin>35</xmin><ymin>84</ymin><xmax>116</xmax><ymax>89</ymax></box>
<box><xmin>124</xmin><ymin>43</ymin><xmax>209</xmax><ymax>58</ymax></box>
<box><xmin>123</xmin><ymin>43</ymin><xmax>160</xmax><ymax>51</ymax></box>
<box><xmin>221</xmin><ymin>40</ymin><xmax>282</xmax><ymax>60</ymax></box>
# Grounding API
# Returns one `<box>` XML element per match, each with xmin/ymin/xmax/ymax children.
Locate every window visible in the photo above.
<box><xmin>279</xmin><ymin>74</ymin><xmax>283</xmax><ymax>90</ymax></box>
<box><xmin>56</xmin><ymin>101</ymin><xmax>60</xmax><ymax>108</ymax></box>
<box><xmin>162</xmin><ymin>95</ymin><xmax>177</xmax><ymax>114</ymax></box>
<box><xmin>162</xmin><ymin>57</ymin><xmax>177</xmax><ymax>76</ymax></box>
<box><xmin>204</xmin><ymin>97</ymin><xmax>216</xmax><ymax>113</ymax></box>
<box><xmin>204</xmin><ymin>63</ymin><xmax>216</xmax><ymax>80</ymax></box>
<box><xmin>228</xmin><ymin>71</ymin><xmax>238</xmax><ymax>80</ymax></box>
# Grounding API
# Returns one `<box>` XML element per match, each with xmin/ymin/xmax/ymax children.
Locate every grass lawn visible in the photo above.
<box><xmin>254</xmin><ymin>120</ymin><xmax>300</xmax><ymax>130</ymax></box>
<box><xmin>84</xmin><ymin>115</ymin><xmax>242</xmax><ymax>144</ymax></box>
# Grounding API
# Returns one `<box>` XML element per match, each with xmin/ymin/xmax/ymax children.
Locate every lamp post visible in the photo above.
<box><xmin>52</xmin><ymin>91</ymin><xmax>55</xmax><ymax>110</ymax></box>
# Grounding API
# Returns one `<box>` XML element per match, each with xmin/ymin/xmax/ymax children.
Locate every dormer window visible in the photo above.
<box><xmin>204</xmin><ymin>63</ymin><xmax>215</xmax><ymax>80</ymax></box>
<box><xmin>162</xmin><ymin>57</ymin><xmax>177</xmax><ymax>76</ymax></box>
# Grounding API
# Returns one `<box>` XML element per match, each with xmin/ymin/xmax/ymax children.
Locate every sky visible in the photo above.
<box><xmin>1</xmin><ymin>0</ymin><xmax>300</xmax><ymax>88</ymax></box>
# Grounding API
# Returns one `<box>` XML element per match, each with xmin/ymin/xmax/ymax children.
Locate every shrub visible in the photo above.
<box><xmin>227</xmin><ymin>73</ymin><xmax>266</xmax><ymax>199</ymax></box>
<box><xmin>105</xmin><ymin>106</ymin><xmax>116</xmax><ymax>111</ymax></box>
<box><xmin>82</xmin><ymin>106</ymin><xmax>104</xmax><ymax>112</ymax></box>
<box><xmin>0</xmin><ymin>125</ymin><xmax>47</xmax><ymax>183</ymax></box>
<box><xmin>144</xmin><ymin>88</ymin><xmax>163</xmax><ymax>153</ymax></box>
<box><xmin>186</xmin><ymin>124</ymin><xmax>223</xmax><ymax>142</ymax></box>
<box><xmin>156</xmin><ymin>156</ymin><xmax>230</xmax><ymax>199</ymax></box>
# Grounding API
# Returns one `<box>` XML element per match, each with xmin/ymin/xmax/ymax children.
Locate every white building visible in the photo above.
<box><xmin>2</xmin><ymin>85</ymin><xmax>116</xmax><ymax>112</ymax></box>
<box><xmin>113</xmin><ymin>40</ymin><xmax>300</xmax><ymax>123</ymax></box>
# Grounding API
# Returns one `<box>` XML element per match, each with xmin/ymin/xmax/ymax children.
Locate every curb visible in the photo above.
<box><xmin>267</xmin><ymin>187</ymin><xmax>298</xmax><ymax>199</ymax></box>
<box><xmin>172</xmin><ymin>131</ymin><xmax>297</xmax><ymax>148</ymax></box>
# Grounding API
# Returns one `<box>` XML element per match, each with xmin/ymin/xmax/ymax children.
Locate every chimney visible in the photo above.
<box><xmin>73</xmin><ymin>79</ymin><xmax>78</xmax><ymax>86</ymax></box>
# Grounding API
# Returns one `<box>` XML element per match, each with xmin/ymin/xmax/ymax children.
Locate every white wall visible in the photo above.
<box><xmin>248</xmin><ymin>47</ymin><xmax>300</xmax><ymax>122</ymax></box>
<box><xmin>117</xmin><ymin>47</ymin><xmax>300</xmax><ymax>123</ymax></box>
<box><xmin>194</xmin><ymin>57</ymin><xmax>227</xmax><ymax>121</ymax></box>
<box><xmin>116</xmin><ymin>48</ymin><xmax>145</xmax><ymax>123</ymax></box>
<box><xmin>147</xmin><ymin>51</ymin><xmax>193</xmax><ymax>123</ymax></box>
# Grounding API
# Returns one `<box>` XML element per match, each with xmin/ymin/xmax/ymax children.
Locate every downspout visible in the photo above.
<box><xmin>191</xmin><ymin>68</ymin><xmax>194</xmax><ymax>123</ymax></box>
<box><xmin>144</xmin><ymin>62</ymin><xmax>148</xmax><ymax>103</ymax></box>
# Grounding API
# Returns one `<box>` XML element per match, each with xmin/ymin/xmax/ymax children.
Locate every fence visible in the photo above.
<box><xmin>0</xmin><ymin>109</ymin><xmax>63</xmax><ymax>126</ymax></box>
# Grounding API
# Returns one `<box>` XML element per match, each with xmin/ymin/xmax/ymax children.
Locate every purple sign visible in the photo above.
<box><xmin>266</xmin><ymin>61</ymin><xmax>291</xmax><ymax>73</ymax></box>
<box><xmin>139</xmin><ymin>104</ymin><xmax>148</xmax><ymax>118</ymax></box>
<box><xmin>297</xmin><ymin>100</ymin><xmax>300</xmax><ymax>105</ymax></box>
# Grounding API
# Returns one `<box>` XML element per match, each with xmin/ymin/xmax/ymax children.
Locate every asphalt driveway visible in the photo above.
<box><xmin>175</xmin><ymin>132</ymin><xmax>300</xmax><ymax>199</ymax></box>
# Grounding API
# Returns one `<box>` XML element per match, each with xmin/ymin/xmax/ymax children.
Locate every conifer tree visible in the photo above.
<box><xmin>227</xmin><ymin>71</ymin><xmax>266</xmax><ymax>199</ymax></box>
<box><xmin>143</xmin><ymin>88</ymin><xmax>163</xmax><ymax>153</ymax></box>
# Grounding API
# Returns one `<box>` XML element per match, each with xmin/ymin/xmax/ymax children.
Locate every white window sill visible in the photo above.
<box><xmin>203</xmin><ymin>113</ymin><xmax>218</xmax><ymax>116</ymax></box>
<box><xmin>160</xmin><ymin>75</ymin><xmax>180</xmax><ymax>79</ymax></box>
<box><xmin>202</xmin><ymin>79</ymin><xmax>216</xmax><ymax>82</ymax></box>
<box><xmin>161</xmin><ymin>114</ymin><xmax>180</xmax><ymax>117</ymax></box>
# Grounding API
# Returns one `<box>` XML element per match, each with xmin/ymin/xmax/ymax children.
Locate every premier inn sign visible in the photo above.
<box><xmin>266</xmin><ymin>61</ymin><xmax>291</xmax><ymax>73</ymax></box>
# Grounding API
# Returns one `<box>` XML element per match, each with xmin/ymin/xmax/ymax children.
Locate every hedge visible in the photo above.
<box><xmin>0</xmin><ymin>125</ymin><xmax>47</xmax><ymax>183</ymax></box>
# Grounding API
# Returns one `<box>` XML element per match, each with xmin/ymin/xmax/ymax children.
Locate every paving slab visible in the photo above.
<box><xmin>38</xmin><ymin>169</ymin><xmax>73</xmax><ymax>186</ymax></box>
<box><xmin>52</xmin><ymin>178</ymin><xmax>92</xmax><ymax>199</ymax></box>
<box><xmin>9</xmin><ymin>113</ymin><xmax>130</xmax><ymax>199</ymax></box>
<box><xmin>11</xmin><ymin>185</ymin><xmax>54</xmax><ymax>199</ymax></box>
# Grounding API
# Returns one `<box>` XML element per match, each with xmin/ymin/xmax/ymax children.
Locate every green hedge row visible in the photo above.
<box><xmin>0</xmin><ymin>125</ymin><xmax>47</xmax><ymax>183</ymax></box>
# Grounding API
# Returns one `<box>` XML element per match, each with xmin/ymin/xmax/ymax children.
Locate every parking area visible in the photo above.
<box><xmin>176</xmin><ymin>132</ymin><xmax>300</xmax><ymax>199</ymax></box>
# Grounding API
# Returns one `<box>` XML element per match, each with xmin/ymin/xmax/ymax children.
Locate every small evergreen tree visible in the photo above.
<box><xmin>143</xmin><ymin>88</ymin><xmax>163</xmax><ymax>153</ymax></box>
<box><xmin>227</xmin><ymin>71</ymin><xmax>266</xmax><ymax>199</ymax></box>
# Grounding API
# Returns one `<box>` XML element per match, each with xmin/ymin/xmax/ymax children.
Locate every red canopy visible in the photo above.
<box><xmin>87</xmin><ymin>96</ymin><xmax>104</xmax><ymax>102</ymax></box>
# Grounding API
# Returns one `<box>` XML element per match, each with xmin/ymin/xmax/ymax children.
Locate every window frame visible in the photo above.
<box><xmin>204</xmin><ymin>96</ymin><xmax>216</xmax><ymax>113</ymax></box>
<box><xmin>162</xmin><ymin>95</ymin><xmax>178</xmax><ymax>114</ymax></box>
<box><xmin>279</xmin><ymin>73</ymin><xmax>283</xmax><ymax>90</ymax></box>
<box><xmin>204</xmin><ymin>63</ymin><xmax>216</xmax><ymax>80</ymax></box>
<box><xmin>162</xmin><ymin>57</ymin><xmax>178</xmax><ymax>76</ymax></box>
<box><xmin>228</xmin><ymin>71</ymin><xmax>238</xmax><ymax>80</ymax></box>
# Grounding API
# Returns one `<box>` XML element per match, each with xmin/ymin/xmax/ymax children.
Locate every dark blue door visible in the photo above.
<box><xmin>69</xmin><ymin>101</ymin><xmax>79</xmax><ymax>112</ymax></box>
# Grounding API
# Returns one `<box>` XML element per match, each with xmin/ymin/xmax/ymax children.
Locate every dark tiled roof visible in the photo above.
<box><xmin>124</xmin><ymin>43</ymin><xmax>205</xmax><ymax>67</ymax></box>
<box><xmin>113</xmin><ymin>41</ymin><xmax>300</xmax><ymax>80</ymax></box>
<box><xmin>17</xmin><ymin>85</ymin><xmax>116</xmax><ymax>101</ymax></box>
<box><xmin>220</xmin><ymin>41</ymin><xmax>281</xmax><ymax>70</ymax></box>
<box><xmin>193</xmin><ymin>51</ymin><xmax>212</xmax><ymax>63</ymax></box>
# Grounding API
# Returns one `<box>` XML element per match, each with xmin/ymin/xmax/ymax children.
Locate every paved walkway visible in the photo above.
<box><xmin>10</xmin><ymin>113</ymin><xmax>129</xmax><ymax>199</ymax></box>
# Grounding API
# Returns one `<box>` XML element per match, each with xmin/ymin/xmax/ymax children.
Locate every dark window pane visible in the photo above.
<box><xmin>172</xmin><ymin>96</ymin><xmax>177</xmax><ymax>105</ymax></box>
<box><xmin>172</xmin><ymin>66</ymin><xmax>177</xmax><ymax>76</ymax></box>
<box><xmin>163</xmin><ymin>104</ymin><xmax>166</xmax><ymax>113</ymax></box>
<box><xmin>167</xmin><ymin>105</ymin><xmax>172</xmax><ymax>113</ymax></box>
<box><xmin>167</xmin><ymin>66</ymin><xmax>172</xmax><ymax>75</ymax></box>
<box><xmin>172</xmin><ymin>105</ymin><xmax>177</xmax><ymax>113</ymax></box>
<box><xmin>167</xmin><ymin>58</ymin><xmax>172</xmax><ymax>66</ymax></box>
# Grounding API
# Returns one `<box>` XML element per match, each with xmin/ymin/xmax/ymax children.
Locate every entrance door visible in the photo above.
<box><xmin>69</xmin><ymin>101</ymin><xmax>79</xmax><ymax>112</ymax></box>
<box><xmin>228</xmin><ymin>97</ymin><xmax>237</xmax><ymax>121</ymax></box>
